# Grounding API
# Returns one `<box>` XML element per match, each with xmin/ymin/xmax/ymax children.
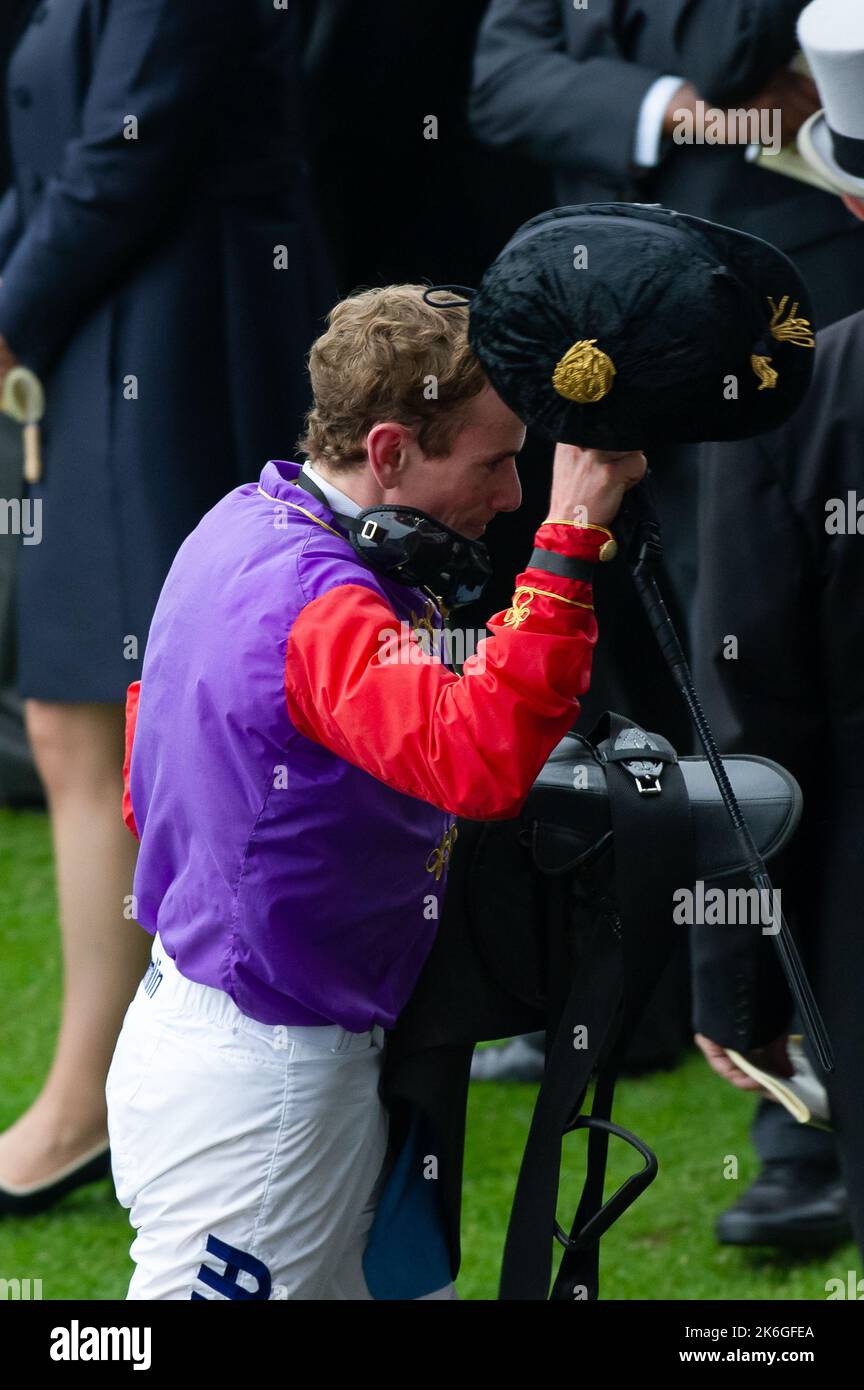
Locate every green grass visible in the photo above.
<box><xmin>0</xmin><ymin>807</ymin><xmax>856</xmax><ymax>1300</ymax></box>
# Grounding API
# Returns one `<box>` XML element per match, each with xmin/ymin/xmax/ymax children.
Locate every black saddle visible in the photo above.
<box><xmin>365</xmin><ymin>712</ymin><xmax>801</xmax><ymax>1301</ymax></box>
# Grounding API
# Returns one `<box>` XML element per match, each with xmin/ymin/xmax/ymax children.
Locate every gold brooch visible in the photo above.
<box><xmin>552</xmin><ymin>340</ymin><xmax>616</xmax><ymax>403</ymax></box>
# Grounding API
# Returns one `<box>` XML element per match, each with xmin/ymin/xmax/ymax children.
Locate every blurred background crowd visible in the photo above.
<box><xmin>1</xmin><ymin>0</ymin><xmax>862</xmax><ymax>1292</ymax></box>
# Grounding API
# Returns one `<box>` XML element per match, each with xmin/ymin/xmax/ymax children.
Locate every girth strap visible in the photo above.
<box><xmin>498</xmin><ymin>902</ymin><xmax>622</xmax><ymax>1299</ymax></box>
<box><xmin>499</xmin><ymin>715</ymin><xmax>695</xmax><ymax>1299</ymax></box>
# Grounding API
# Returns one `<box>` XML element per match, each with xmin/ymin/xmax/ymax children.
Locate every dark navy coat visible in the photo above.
<box><xmin>0</xmin><ymin>0</ymin><xmax>334</xmax><ymax>700</ymax></box>
<box><xmin>691</xmin><ymin>308</ymin><xmax>864</xmax><ymax>1252</ymax></box>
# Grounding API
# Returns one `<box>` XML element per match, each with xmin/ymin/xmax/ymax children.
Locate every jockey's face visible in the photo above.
<box><xmin>342</xmin><ymin>384</ymin><xmax>526</xmax><ymax>540</ymax></box>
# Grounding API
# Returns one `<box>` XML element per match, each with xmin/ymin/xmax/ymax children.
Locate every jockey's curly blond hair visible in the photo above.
<box><xmin>296</xmin><ymin>284</ymin><xmax>488</xmax><ymax>474</ymax></box>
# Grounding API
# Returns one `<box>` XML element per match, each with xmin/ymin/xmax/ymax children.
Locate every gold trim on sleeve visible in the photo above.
<box><xmin>540</xmin><ymin>520</ymin><xmax>618</xmax><ymax>561</ymax></box>
<box><xmin>502</xmin><ymin>585</ymin><xmax>594</xmax><ymax>630</ymax></box>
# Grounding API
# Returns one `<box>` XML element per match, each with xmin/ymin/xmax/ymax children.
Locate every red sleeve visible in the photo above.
<box><xmin>283</xmin><ymin>520</ymin><xmax>608</xmax><ymax>820</ymax></box>
<box><xmin>122</xmin><ymin>680</ymin><xmax>141</xmax><ymax>840</ymax></box>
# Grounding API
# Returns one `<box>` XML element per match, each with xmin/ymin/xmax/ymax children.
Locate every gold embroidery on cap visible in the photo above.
<box><xmin>552</xmin><ymin>340</ymin><xmax>616</xmax><ymax>403</ymax></box>
<box><xmin>750</xmin><ymin>298</ymin><xmax>814</xmax><ymax>391</ymax></box>
<box><xmin>751</xmin><ymin>354</ymin><xmax>779</xmax><ymax>391</ymax></box>
<box><xmin>768</xmin><ymin>296</ymin><xmax>815</xmax><ymax>348</ymax></box>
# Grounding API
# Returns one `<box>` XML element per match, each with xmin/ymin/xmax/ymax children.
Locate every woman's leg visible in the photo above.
<box><xmin>0</xmin><ymin>699</ymin><xmax>151</xmax><ymax>1186</ymax></box>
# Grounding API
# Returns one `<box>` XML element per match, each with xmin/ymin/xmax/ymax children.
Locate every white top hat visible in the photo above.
<box><xmin>797</xmin><ymin>0</ymin><xmax>864</xmax><ymax>197</ymax></box>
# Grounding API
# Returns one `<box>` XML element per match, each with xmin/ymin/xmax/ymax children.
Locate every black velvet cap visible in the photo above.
<box><xmin>463</xmin><ymin>203</ymin><xmax>817</xmax><ymax>450</ymax></box>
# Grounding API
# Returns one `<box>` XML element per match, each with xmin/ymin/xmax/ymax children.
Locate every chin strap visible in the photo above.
<box><xmin>292</xmin><ymin>468</ymin><xmax>492</xmax><ymax>611</ymax></box>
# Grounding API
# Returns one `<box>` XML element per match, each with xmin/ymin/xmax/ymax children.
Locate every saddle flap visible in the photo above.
<box><xmin>679</xmin><ymin>753</ymin><xmax>803</xmax><ymax>879</ymax></box>
<box><xmin>525</xmin><ymin>730</ymin><xmax>802</xmax><ymax>880</ymax></box>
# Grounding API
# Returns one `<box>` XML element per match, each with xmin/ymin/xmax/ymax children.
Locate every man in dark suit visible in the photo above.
<box><xmin>469</xmin><ymin>0</ymin><xmax>861</xmax><ymax>736</ymax></box>
<box><xmin>692</xmin><ymin>299</ymin><xmax>864</xmax><ymax>1252</ymax></box>
<box><xmin>470</xmin><ymin>0</ymin><xmax>864</xmax><ymax>324</ymax></box>
<box><xmin>691</xmin><ymin>0</ymin><xmax>864</xmax><ymax>1257</ymax></box>
<box><xmin>466</xmin><ymin>0</ymin><xmax>864</xmax><ymax>1122</ymax></box>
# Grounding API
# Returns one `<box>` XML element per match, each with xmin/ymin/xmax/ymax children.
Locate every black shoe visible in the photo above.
<box><xmin>716</xmin><ymin>1160</ymin><xmax>852</xmax><ymax>1250</ymax></box>
<box><xmin>0</xmin><ymin>1142</ymin><xmax>111</xmax><ymax>1216</ymax></box>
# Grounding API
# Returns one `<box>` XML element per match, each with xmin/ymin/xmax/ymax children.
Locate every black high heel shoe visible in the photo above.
<box><xmin>0</xmin><ymin>1141</ymin><xmax>111</xmax><ymax>1216</ymax></box>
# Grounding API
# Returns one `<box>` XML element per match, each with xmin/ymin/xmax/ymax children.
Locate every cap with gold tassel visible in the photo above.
<box><xmin>750</xmin><ymin>294</ymin><xmax>815</xmax><ymax>392</ymax></box>
<box><xmin>466</xmin><ymin>202</ymin><xmax>817</xmax><ymax>449</ymax></box>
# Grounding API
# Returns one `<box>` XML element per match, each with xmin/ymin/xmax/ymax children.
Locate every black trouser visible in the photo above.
<box><xmin>752</xmin><ymin>1082</ymin><xmax>837</xmax><ymax>1165</ymax></box>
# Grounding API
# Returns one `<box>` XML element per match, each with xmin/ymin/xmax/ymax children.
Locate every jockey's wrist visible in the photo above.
<box><xmin>539</xmin><ymin>518</ymin><xmax>618</xmax><ymax>563</ymax></box>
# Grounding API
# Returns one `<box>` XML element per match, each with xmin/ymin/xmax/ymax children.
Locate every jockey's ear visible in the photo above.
<box><xmin>841</xmin><ymin>193</ymin><xmax>864</xmax><ymax>223</ymax></box>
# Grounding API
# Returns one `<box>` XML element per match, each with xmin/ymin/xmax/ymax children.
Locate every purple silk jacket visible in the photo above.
<box><xmin>127</xmin><ymin>459</ymin><xmax>454</xmax><ymax>1030</ymax></box>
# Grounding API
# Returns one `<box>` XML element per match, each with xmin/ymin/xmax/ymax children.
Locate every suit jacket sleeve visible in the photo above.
<box><xmin>283</xmin><ymin>521</ymin><xmax>605</xmax><ymax>822</ymax></box>
<box><xmin>689</xmin><ymin>427</ymin><xmax>815</xmax><ymax>1049</ymax></box>
<box><xmin>620</xmin><ymin>0</ymin><xmax>808</xmax><ymax>106</ymax></box>
<box><xmin>691</xmin><ymin>904</ymin><xmax>794</xmax><ymax>1050</ymax></box>
<box><xmin>468</xmin><ymin>0</ymin><xmax>665</xmax><ymax>185</ymax></box>
<box><xmin>0</xmin><ymin>0</ymin><xmax>235</xmax><ymax>375</ymax></box>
